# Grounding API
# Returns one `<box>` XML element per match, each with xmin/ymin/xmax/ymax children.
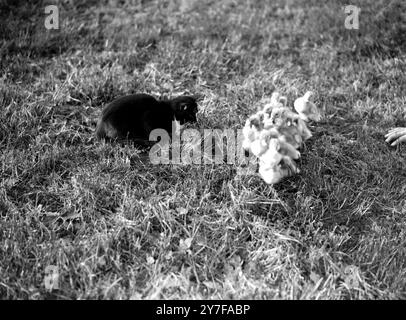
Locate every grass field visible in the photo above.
<box><xmin>0</xmin><ymin>0</ymin><xmax>405</xmax><ymax>299</ymax></box>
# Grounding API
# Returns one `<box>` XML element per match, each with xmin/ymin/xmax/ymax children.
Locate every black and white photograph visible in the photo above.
<box><xmin>0</xmin><ymin>0</ymin><xmax>405</xmax><ymax>301</ymax></box>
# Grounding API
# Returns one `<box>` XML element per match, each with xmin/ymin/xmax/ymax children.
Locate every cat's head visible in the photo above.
<box><xmin>170</xmin><ymin>96</ymin><xmax>198</xmax><ymax>124</ymax></box>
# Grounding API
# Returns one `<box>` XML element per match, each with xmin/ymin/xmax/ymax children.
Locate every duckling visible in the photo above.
<box><xmin>294</xmin><ymin>91</ymin><xmax>321</xmax><ymax>122</ymax></box>
<box><xmin>277</xmin><ymin>125</ymin><xmax>303</xmax><ymax>149</ymax></box>
<box><xmin>296</xmin><ymin>118</ymin><xmax>313</xmax><ymax>141</ymax></box>
<box><xmin>258</xmin><ymin>160</ymin><xmax>298</xmax><ymax>184</ymax></box>
<box><xmin>270</xmin><ymin>92</ymin><xmax>287</xmax><ymax>108</ymax></box>
<box><xmin>242</xmin><ymin>113</ymin><xmax>264</xmax><ymax>152</ymax></box>
<box><xmin>249</xmin><ymin>129</ymin><xmax>276</xmax><ymax>157</ymax></box>
<box><xmin>263</xmin><ymin>92</ymin><xmax>288</xmax><ymax>118</ymax></box>
<box><xmin>264</xmin><ymin>107</ymin><xmax>287</xmax><ymax>128</ymax></box>
<box><xmin>258</xmin><ymin>164</ymin><xmax>286</xmax><ymax>184</ymax></box>
<box><xmin>270</xmin><ymin>137</ymin><xmax>300</xmax><ymax>160</ymax></box>
<box><xmin>257</xmin><ymin>137</ymin><xmax>300</xmax><ymax>174</ymax></box>
<box><xmin>282</xmin><ymin>156</ymin><xmax>300</xmax><ymax>174</ymax></box>
<box><xmin>385</xmin><ymin>127</ymin><xmax>406</xmax><ymax>146</ymax></box>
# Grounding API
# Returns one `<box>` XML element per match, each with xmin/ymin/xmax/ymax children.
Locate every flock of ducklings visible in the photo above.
<box><xmin>242</xmin><ymin>91</ymin><xmax>322</xmax><ymax>184</ymax></box>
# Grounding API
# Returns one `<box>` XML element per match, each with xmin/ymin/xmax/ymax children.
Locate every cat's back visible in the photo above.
<box><xmin>101</xmin><ymin>93</ymin><xmax>158</xmax><ymax>120</ymax></box>
<box><xmin>95</xmin><ymin>93</ymin><xmax>167</xmax><ymax>140</ymax></box>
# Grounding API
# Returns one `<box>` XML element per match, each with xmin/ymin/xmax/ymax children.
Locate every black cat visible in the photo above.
<box><xmin>95</xmin><ymin>94</ymin><xmax>198</xmax><ymax>146</ymax></box>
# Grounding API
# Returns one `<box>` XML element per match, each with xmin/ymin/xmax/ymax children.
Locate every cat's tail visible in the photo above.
<box><xmin>95</xmin><ymin>119</ymin><xmax>120</xmax><ymax>141</ymax></box>
<box><xmin>95</xmin><ymin>119</ymin><xmax>106</xmax><ymax>139</ymax></box>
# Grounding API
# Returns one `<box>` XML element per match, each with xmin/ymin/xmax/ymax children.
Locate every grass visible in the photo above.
<box><xmin>0</xmin><ymin>0</ymin><xmax>405</xmax><ymax>299</ymax></box>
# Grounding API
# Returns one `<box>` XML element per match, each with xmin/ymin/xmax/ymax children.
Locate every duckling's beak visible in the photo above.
<box><xmin>304</xmin><ymin>91</ymin><xmax>314</xmax><ymax>101</ymax></box>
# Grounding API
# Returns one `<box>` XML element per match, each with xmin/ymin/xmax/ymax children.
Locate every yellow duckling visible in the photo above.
<box><xmin>277</xmin><ymin>125</ymin><xmax>303</xmax><ymax>149</ymax></box>
<box><xmin>296</xmin><ymin>118</ymin><xmax>313</xmax><ymax>141</ymax></box>
<box><xmin>258</xmin><ymin>137</ymin><xmax>300</xmax><ymax>169</ymax></box>
<box><xmin>272</xmin><ymin>138</ymin><xmax>300</xmax><ymax>160</ymax></box>
<box><xmin>262</xmin><ymin>92</ymin><xmax>288</xmax><ymax>115</ymax></box>
<box><xmin>259</xmin><ymin>164</ymin><xmax>287</xmax><ymax>184</ymax></box>
<box><xmin>294</xmin><ymin>91</ymin><xmax>321</xmax><ymax>122</ymax></box>
<box><xmin>242</xmin><ymin>112</ymin><xmax>264</xmax><ymax>152</ymax></box>
<box><xmin>270</xmin><ymin>92</ymin><xmax>287</xmax><ymax>108</ymax></box>
<box><xmin>258</xmin><ymin>158</ymin><xmax>299</xmax><ymax>184</ymax></box>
